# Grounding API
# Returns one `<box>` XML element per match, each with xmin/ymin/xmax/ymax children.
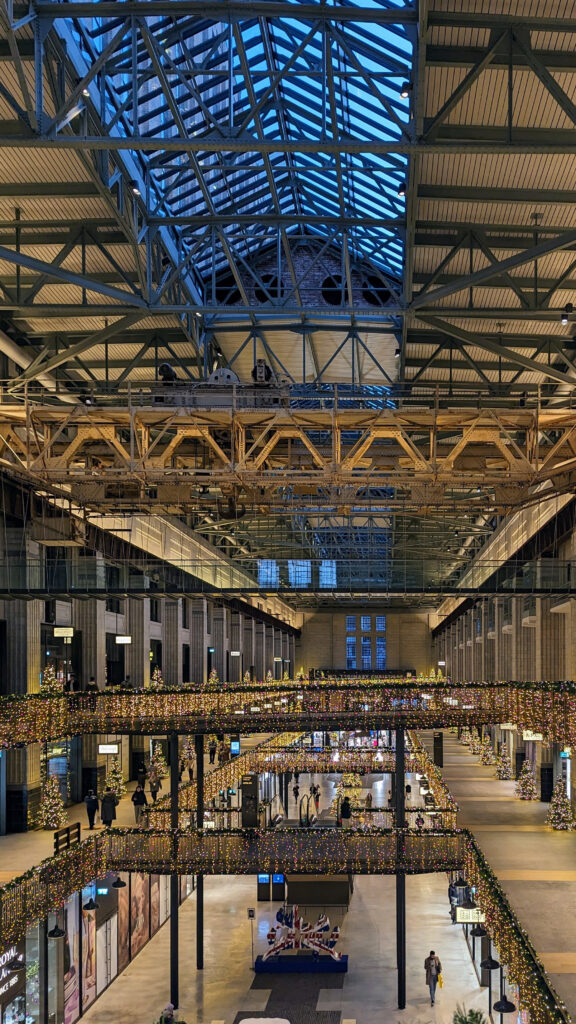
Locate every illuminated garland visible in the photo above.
<box><xmin>3</xmin><ymin>681</ymin><xmax>576</xmax><ymax>750</ymax></box>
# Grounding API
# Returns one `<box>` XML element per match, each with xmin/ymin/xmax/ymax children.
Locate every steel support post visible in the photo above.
<box><xmin>395</xmin><ymin>727</ymin><xmax>406</xmax><ymax>1010</ymax></box>
<box><xmin>169</xmin><ymin>731</ymin><xmax>179</xmax><ymax>1008</ymax></box>
<box><xmin>195</xmin><ymin>733</ymin><xmax>204</xmax><ymax>970</ymax></box>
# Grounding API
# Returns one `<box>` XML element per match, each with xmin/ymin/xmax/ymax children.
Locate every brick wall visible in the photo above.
<box><xmin>295</xmin><ymin>608</ymin><xmax>434</xmax><ymax>674</ymax></box>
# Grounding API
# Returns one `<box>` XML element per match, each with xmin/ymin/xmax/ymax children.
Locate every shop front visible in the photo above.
<box><xmin>18</xmin><ymin>872</ymin><xmax>194</xmax><ymax>1024</ymax></box>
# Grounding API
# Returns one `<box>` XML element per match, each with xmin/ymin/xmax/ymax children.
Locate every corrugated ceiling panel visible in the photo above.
<box><xmin>419</xmin><ymin>153</ymin><xmax>576</xmax><ymax>190</ymax></box>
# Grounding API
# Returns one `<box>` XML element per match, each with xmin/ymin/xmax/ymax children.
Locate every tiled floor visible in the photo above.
<box><xmin>420</xmin><ymin>730</ymin><xmax>576</xmax><ymax>1016</ymax></box>
<box><xmin>79</xmin><ymin>873</ymin><xmax>487</xmax><ymax>1024</ymax></box>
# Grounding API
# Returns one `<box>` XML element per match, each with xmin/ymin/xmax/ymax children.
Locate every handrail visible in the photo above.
<box><xmin>2</xmin><ymin>681</ymin><xmax>576</xmax><ymax>750</ymax></box>
<box><xmin>0</xmin><ymin>826</ymin><xmax>568</xmax><ymax>1024</ymax></box>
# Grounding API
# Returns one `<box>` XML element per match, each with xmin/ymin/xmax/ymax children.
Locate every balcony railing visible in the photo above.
<box><xmin>2</xmin><ymin>681</ymin><xmax>576</xmax><ymax>749</ymax></box>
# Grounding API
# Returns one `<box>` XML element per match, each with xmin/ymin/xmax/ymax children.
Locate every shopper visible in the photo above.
<box><xmin>314</xmin><ymin>786</ymin><xmax>320</xmax><ymax>813</ymax></box>
<box><xmin>131</xmin><ymin>784</ymin><xmax>148</xmax><ymax>825</ymax></box>
<box><xmin>137</xmin><ymin>763</ymin><xmax>147</xmax><ymax>789</ymax></box>
<box><xmin>424</xmin><ymin>950</ymin><xmax>442</xmax><ymax>1006</ymax></box>
<box><xmin>340</xmin><ymin>795</ymin><xmax>352</xmax><ymax>828</ymax></box>
<box><xmin>84</xmin><ymin>789</ymin><xmax>99</xmax><ymax>829</ymax></box>
<box><xmin>187</xmin><ymin>759</ymin><xmax>194</xmax><ymax>783</ymax></box>
<box><xmin>209</xmin><ymin>738</ymin><xmax>217</xmax><ymax>764</ymax></box>
<box><xmin>365</xmin><ymin>791</ymin><xmax>373</xmax><ymax>809</ymax></box>
<box><xmin>149</xmin><ymin>772</ymin><xmax>162</xmax><ymax>803</ymax></box>
<box><xmin>415</xmin><ymin>813</ymin><xmax>425</xmax><ymax>830</ymax></box>
<box><xmin>292</xmin><ymin>783</ymin><xmax>300</xmax><ymax>802</ymax></box>
<box><xmin>100</xmin><ymin>787</ymin><xmax>118</xmax><ymax>828</ymax></box>
<box><xmin>217</xmin><ymin>740</ymin><xmax>226</xmax><ymax>766</ymax></box>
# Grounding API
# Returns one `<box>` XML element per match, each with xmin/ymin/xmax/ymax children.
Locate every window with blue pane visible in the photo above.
<box><xmin>258</xmin><ymin>560</ymin><xmax>279</xmax><ymax>587</ymax></box>
<box><xmin>319</xmin><ymin>560</ymin><xmax>337</xmax><ymax>588</ymax></box>
<box><xmin>361</xmin><ymin>637</ymin><xmax>371</xmax><ymax>670</ymax></box>
<box><xmin>346</xmin><ymin>616</ymin><xmax>356</xmax><ymax>632</ymax></box>
<box><xmin>376</xmin><ymin>616</ymin><xmax>386</xmax><ymax>632</ymax></box>
<box><xmin>346</xmin><ymin>637</ymin><xmax>356</xmax><ymax>670</ymax></box>
<box><xmin>288</xmin><ymin>560</ymin><xmax>311</xmax><ymax>587</ymax></box>
<box><xmin>376</xmin><ymin>637</ymin><xmax>387</xmax><ymax>670</ymax></box>
<box><xmin>361</xmin><ymin>615</ymin><xmax>371</xmax><ymax>633</ymax></box>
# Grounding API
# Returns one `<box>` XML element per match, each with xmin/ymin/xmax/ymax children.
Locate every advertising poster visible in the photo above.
<box><xmin>116</xmin><ymin>875</ymin><xmax>130</xmax><ymax>973</ymax></box>
<box><xmin>130</xmin><ymin>874</ymin><xmax>149</xmax><ymax>958</ymax></box>
<box><xmin>81</xmin><ymin>890</ymin><xmax>96</xmax><ymax>1011</ymax></box>
<box><xmin>150</xmin><ymin>876</ymin><xmax>160</xmax><ymax>936</ymax></box>
<box><xmin>63</xmin><ymin>894</ymin><xmax>80</xmax><ymax>1024</ymax></box>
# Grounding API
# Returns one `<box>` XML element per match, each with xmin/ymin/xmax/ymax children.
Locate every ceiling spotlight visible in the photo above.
<box><xmin>112</xmin><ymin>876</ymin><xmax>126</xmax><ymax>889</ymax></box>
<box><xmin>83</xmin><ymin>896</ymin><xmax>99</xmax><ymax>912</ymax></box>
<box><xmin>395</xmin><ymin>347</ymin><xmax>401</xmax><ymax>358</ymax></box>
<box><xmin>6</xmin><ymin>955</ymin><xmax>25</xmax><ymax>973</ymax></box>
<box><xmin>561</xmin><ymin>303</ymin><xmax>574</xmax><ymax>325</ymax></box>
<box><xmin>129</xmin><ymin>180</ymin><xmax>141</xmax><ymax>196</ymax></box>
<box><xmin>400</xmin><ymin>81</ymin><xmax>412</xmax><ymax>99</ymax></box>
<box><xmin>82</xmin><ymin>87</ymin><xmax>90</xmax><ymax>98</ymax></box>
<box><xmin>397</xmin><ymin>181</ymin><xmax>407</xmax><ymax>197</ymax></box>
<box><xmin>47</xmin><ymin>924</ymin><xmax>66</xmax><ymax>939</ymax></box>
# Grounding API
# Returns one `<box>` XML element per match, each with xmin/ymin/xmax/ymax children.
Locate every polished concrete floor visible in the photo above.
<box><xmin>79</xmin><ymin>873</ymin><xmax>487</xmax><ymax>1024</ymax></box>
<box><xmin>421</xmin><ymin>731</ymin><xmax>576</xmax><ymax>1016</ymax></box>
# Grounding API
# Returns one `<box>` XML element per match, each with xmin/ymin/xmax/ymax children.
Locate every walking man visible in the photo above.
<box><xmin>209</xmin><ymin>738</ymin><xmax>217</xmax><ymax>764</ymax></box>
<box><xmin>131</xmin><ymin>784</ymin><xmax>148</xmax><ymax>825</ymax></box>
<box><xmin>84</xmin><ymin>789</ymin><xmax>99</xmax><ymax>829</ymax></box>
<box><xmin>424</xmin><ymin>950</ymin><xmax>442</xmax><ymax>1006</ymax></box>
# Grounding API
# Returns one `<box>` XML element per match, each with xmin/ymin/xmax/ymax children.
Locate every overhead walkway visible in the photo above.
<box><xmin>2</xmin><ymin>680</ymin><xmax>576</xmax><ymax>748</ymax></box>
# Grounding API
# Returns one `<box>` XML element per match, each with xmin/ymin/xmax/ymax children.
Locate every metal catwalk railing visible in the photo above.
<box><xmin>2</xmin><ymin>681</ymin><xmax>576</xmax><ymax>749</ymax></box>
<box><xmin>0</xmin><ymin>827</ymin><xmax>567</xmax><ymax>1024</ymax></box>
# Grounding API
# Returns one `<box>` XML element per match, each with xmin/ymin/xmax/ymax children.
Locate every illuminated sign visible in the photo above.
<box><xmin>0</xmin><ymin>947</ymin><xmax>20</xmax><ymax>999</ymax></box>
<box><xmin>54</xmin><ymin>626</ymin><xmax>74</xmax><ymax>638</ymax></box>
<box><xmin>115</xmin><ymin>635</ymin><xmax>132</xmax><ymax>645</ymax></box>
<box><xmin>522</xmin><ymin>730</ymin><xmax>543</xmax><ymax>742</ymax></box>
<box><xmin>257</xmin><ymin>874</ymin><xmax>270</xmax><ymax>884</ymax></box>
<box><xmin>272</xmin><ymin>874</ymin><xmax>284</xmax><ymax>885</ymax></box>
<box><xmin>98</xmin><ymin>744</ymin><xmax>119</xmax><ymax>755</ymax></box>
<box><xmin>455</xmin><ymin>907</ymin><xmax>486</xmax><ymax>924</ymax></box>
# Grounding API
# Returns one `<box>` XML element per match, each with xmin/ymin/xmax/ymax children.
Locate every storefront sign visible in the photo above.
<box><xmin>0</xmin><ymin>947</ymin><xmax>21</xmax><ymax>1000</ymax></box>
<box><xmin>522</xmin><ymin>730</ymin><xmax>543</xmax><ymax>741</ymax></box>
<box><xmin>115</xmin><ymin>635</ymin><xmax>132</xmax><ymax>645</ymax></box>
<box><xmin>455</xmin><ymin>907</ymin><xmax>486</xmax><ymax>924</ymax></box>
<box><xmin>500</xmin><ymin>723</ymin><xmax>517</xmax><ymax>730</ymax></box>
<box><xmin>53</xmin><ymin>626</ymin><xmax>74</xmax><ymax>638</ymax></box>
<box><xmin>98</xmin><ymin>744</ymin><xmax>119</xmax><ymax>755</ymax></box>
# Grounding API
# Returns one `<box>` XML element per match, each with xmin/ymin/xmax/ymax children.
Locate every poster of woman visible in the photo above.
<box><xmin>150</xmin><ymin>875</ymin><xmax>160</xmax><ymax>936</ymax></box>
<box><xmin>116</xmin><ymin>874</ymin><xmax>130</xmax><ymax>973</ymax></box>
<box><xmin>81</xmin><ymin>889</ymin><xmax>96</xmax><ymax>1011</ymax></box>
<box><xmin>130</xmin><ymin>873</ymin><xmax>149</xmax><ymax>957</ymax></box>
<box><xmin>63</xmin><ymin>894</ymin><xmax>80</xmax><ymax>1024</ymax></box>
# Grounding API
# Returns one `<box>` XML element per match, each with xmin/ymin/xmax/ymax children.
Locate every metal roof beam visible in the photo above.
<box><xmin>27</xmin><ymin>2</ymin><xmax>418</xmax><ymax>21</ymax></box>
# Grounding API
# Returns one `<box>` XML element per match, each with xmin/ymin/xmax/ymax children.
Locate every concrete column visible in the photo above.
<box><xmin>190</xmin><ymin>599</ymin><xmax>208</xmax><ymax>683</ymax></box>
<box><xmin>243</xmin><ymin>615</ymin><xmax>255</xmax><ymax>678</ymax></box>
<box><xmin>212</xmin><ymin>606</ymin><xmax>228</xmax><ymax>680</ymax></box>
<box><xmin>164</xmin><ymin>599</ymin><xmax>183</xmax><ymax>685</ymax></box>
<box><xmin>125</xmin><ymin>597</ymin><xmax>151</xmax><ymax>687</ymax></box>
<box><xmin>81</xmin><ymin>733</ymin><xmax>107</xmax><ymax>795</ymax></box>
<box><xmin>255</xmin><ymin>621</ymin><xmax>265</xmax><ymax>681</ymax></box>
<box><xmin>4</xmin><ymin>597</ymin><xmax>43</xmax><ymax>694</ymax></box>
<box><xmin>73</xmin><ymin>597</ymin><xmax>106</xmax><ymax>688</ymax></box>
<box><xmin>229</xmin><ymin>611</ymin><xmax>243</xmax><ymax>682</ymax></box>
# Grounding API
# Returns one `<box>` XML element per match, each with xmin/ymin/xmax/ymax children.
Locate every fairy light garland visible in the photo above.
<box><xmin>3</xmin><ymin>680</ymin><xmax>576</xmax><ymax>750</ymax></box>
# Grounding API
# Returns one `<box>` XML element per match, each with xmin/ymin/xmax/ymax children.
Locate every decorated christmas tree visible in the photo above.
<box><xmin>151</xmin><ymin>666</ymin><xmax>164</xmax><ymax>688</ymax></box>
<box><xmin>208</xmin><ymin>667</ymin><xmax>219</xmax><ymax>685</ymax></box>
<box><xmin>104</xmin><ymin>757</ymin><xmax>127</xmax><ymax>799</ymax></box>
<box><xmin>496</xmin><ymin>749</ymin><xmax>513</xmax><ymax>779</ymax></box>
<box><xmin>244</xmin><ymin>670</ymin><xmax>251</xmax><ymax>684</ymax></box>
<box><xmin>182</xmin><ymin>737</ymin><xmax>194</xmax><ymax>763</ymax></box>
<box><xmin>516</xmin><ymin>759</ymin><xmax>538</xmax><ymax>800</ymax></box>
<box><xmin>469</xmin><ymin>731</ymin><xmax>482</xmax><ymax>755</ymax></box>
<box><xmin>546</xmin><ymin>779</ymin><xmax>574</xmax><ymax>830</ymax></box>
<box><xmin>266</xmin><ymin>669</ymin><xmax>273</xmax><ymax>683</ymax></box>
<box><xmin>479</xmin><ymin>736</ymin><xmax>496</xmax><ymax>765</ymax></box>
<box><xmin>460</xmin><ymin>728</ymin><xmax>472</xmax><ymax>746</ymax></box>
<box><xmin>150</xmin><ymin>742</ymin><xmax>168</xmax><ymax>779</ymax></box>
<box><xmin>40</xmin><ymin>662</ymin><xmax>63</xmax><ymax>696</ymax></box>
<box><xmin>36</xmin><ymin>774</ymin><xmax>68</xmax><ymax>829</ymax></box>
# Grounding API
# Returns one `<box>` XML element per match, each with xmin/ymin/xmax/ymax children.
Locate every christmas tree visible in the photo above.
<box><xmin>469</xmin><ymin>731</ymin><xmax>482</xmax><ymax>755</ymax></box>
<box><xmin>182</xmin><ymin>737</ymin><xmax>194</xmax><ymax>764</ymax></box>
<box><xmin>496</xmin><ymin>749</ymin><xmax>513</xmax><ymax>779</ymax></box>
<box><xmin>40</xmin><ymin>662</ymin><xmax>63</xmax><ymax>696</ymax></box>
<box><xmin>460</xmin><ymin>728</ymin><xmax>472</xmax><ymax>746</ymax></box>
<box><xmin>516</xmin><ymin>759</ymin><xmax>538</xmax><ymax>800</ymax></box>
<box><xmin>208</xmin><ymin>667</ymin><xmax>219</xmax><ymax>685</ymax></box>
<box><xmin>151</xmin><ymin>666</ymin><xmax>164</xmax><ymax>688</ymax></box>
<box><xmin>546</xmin><ymin>779</ymin><xmax>574</xmax><ymax>830</ymax></box>
<box><xmin>266</xmin><ymin>669</ymin><xmax>273</xmax><ymax>683</ymax></box>
<box><xmin>105</xmin><ymin>757</ymin><xmax>127</xmax><ymax>799</ymax></box>
<box><xmin>479</xmin><ymin>736</ymin><xmax>496</xmax><ymax>765</ymax></box>
<box><xmin>244</xmin><ymin>670</ymin><xmax>251</xmax><ymax>684</ymax></box>
<box><xmin>36</xmin><ymin>774</ymin><xmax>68</xmax><ymax>829</ymax></box>
<box><xmin>150</xmin><ymin>742</ymin><xmax>168</xmax><ymax>778</ymax></box>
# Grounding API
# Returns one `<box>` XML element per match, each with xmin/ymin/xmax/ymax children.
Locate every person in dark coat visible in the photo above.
<box><xmin>137</xmin><ymin>764</ymin><xmax>147</xmax><ymax>789</ymax></box>
<box><xmin>424</xmin><ymin>951</ymin><xmax>442</xmax><ymax>1006</ymax></box>
<box><xmin>340</xmin><ymin>795</ymin><xmax>352</xmax><ymax>827</ymax></box>
<box><xmin>84</xmin><ymin>789</ymin><xmax>99</xmax><ymax>829</ymax></box>
<box><xmin>100</xmin><ymin>787</ymin><xmax>118</xmax><ymax>828</ymax></box>
<box><xmin>131</xmin><ymin>784</ymin><xmax>148</xmax><ymax>825</ymax></box>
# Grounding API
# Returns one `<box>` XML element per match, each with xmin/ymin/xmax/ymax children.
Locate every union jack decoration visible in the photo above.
<box><xmin>264</xmin><ymin>905</ymin><xmax>342</xmax><ymax>961</ymax></box>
